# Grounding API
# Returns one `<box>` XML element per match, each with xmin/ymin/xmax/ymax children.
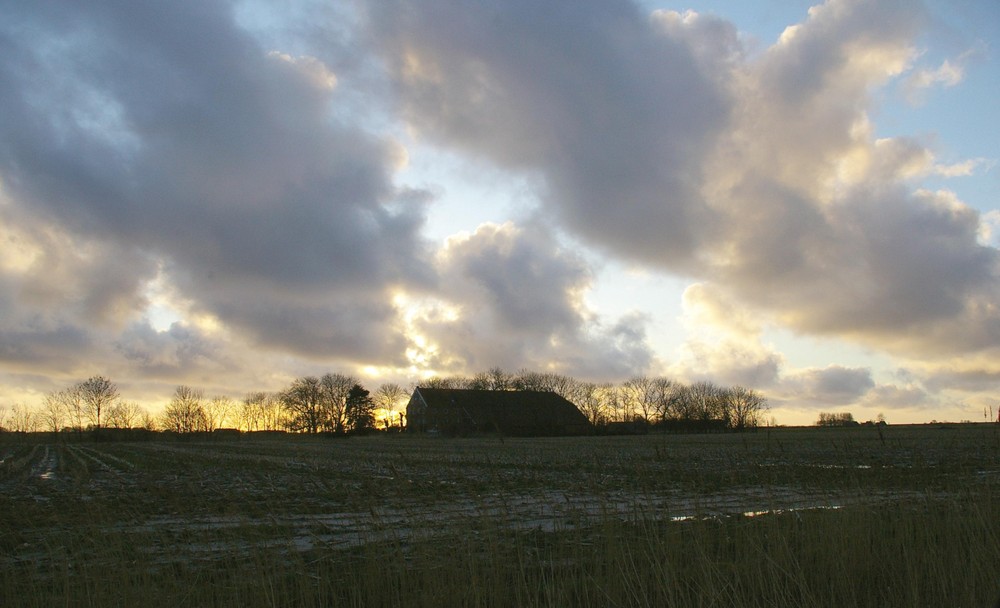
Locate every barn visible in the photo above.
<box><xmin>405</xmin><ymin>387</ymin><xmax>592</xmax><ymax>437</ymax></box>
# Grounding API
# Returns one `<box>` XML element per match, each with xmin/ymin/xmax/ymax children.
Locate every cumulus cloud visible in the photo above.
<box><xmin>372</xmin><ymin>0</ymin><xmax>1000</xmax><ymax>368</ymax></box>
<box><xmin>408</xmin><ymin>222</ymin><xmax>655</xmax><ymax>378</ymax></box>
<box><xmin>668</xmin><ymin>283</ymin><xmax>783</xmax><ymax>387</ymax></box>
<box><xmin>979</xmin><ymin>210</ymin><xmax>1000</xmax><ymax>247</ymax></box>
<box><xmin>674</xmin><ymin>339</ymin><xmax>783</xmax><ymax>389</ymax></box>
<box><xmin>369</xmin><ymin>0</ymin><xmax>730</xmax><ymax>268</ymax></box>
<box><xmin>113</xmin><ymin>321</ymin><xmax>225</xmax><ymax>379</ymax></box>
<box><xmin>785</xmin><ymin>365</ymin><xmax>876</xmax><ymax>405</ymax></box>
<box><xmin>859</xmin><ymin>383</ymin><xmax>932</xmax><ymax>410</ymax></box>
<box><xmin>695</xmin><ymin>3</ymin><xmax>999</xmax><ymax>363</ymax></box>
<box><xmin>0</xmin><ymin>0</ymin><xmax>996</xmax><ymax>421</ymax></box>
<box><xmin>0</xmin><ymin>0</ymin><xmax>432</xmax><ymax>380</ymax></box>
<box><xmin>901</xmin><ymin>47</ymin><xmax>980</xmax><ymax>104</ymax></box>
<box><xmin>907</xmin><ymin>59</ymin><xmax>964</xmax><ymax>89</ymax></box>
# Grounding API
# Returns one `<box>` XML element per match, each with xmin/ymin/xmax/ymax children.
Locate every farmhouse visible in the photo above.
<box><xmin>406</xmin><ymin>387</ymin><xmax>592</xmax><ymax>437</ymax></box>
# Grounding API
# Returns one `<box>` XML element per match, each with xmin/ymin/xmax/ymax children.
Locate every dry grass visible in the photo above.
<box><xmin>1</xmin><ymin>424</ymin><xmax>998</xmax><ymax>607</ymax></box>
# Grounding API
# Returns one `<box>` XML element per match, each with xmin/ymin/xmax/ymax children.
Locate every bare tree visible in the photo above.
<box><xmin>422</xmin><ymin>376</ymin><xmax>469</xmax><ymax>389</ymax></box>
<box><xmin>204</xmin><ymin>396</ymin><xmax>234</xmax><ymax>431</ymax></box>
<box><xmin>817</xmin><ymin>412</ymin><xmax>856</xmax><ymax>427</ymax></box>
<box><xmin>513</xmin><ymin>370</ymin><xmax>573</xmax><ymax>396</ymax></box>
<box><xmin>568</xmin><ymin>380</ymin><xmax>606</xmax><ymax>427</ymax></box>
<box><xmin>139</xmin><ymin>410</ymin><xmax>158</xmax><ymax>431</ymax></box>
<box><xmin>374</xmin><ymin>383</ymin><xmax>408</xmax><ymax>429</ymax></box>
<box><xmin>282</xmin><ymin>376</ymin><xmax>325</xmax><ymax>433</ymax></box>
<box><xmin>722</xmin><ymin>386</ymin><xmax>768</xmax><ymax>430</ymax></box>
<box><xmin>622</xmin><ymin>375</ymin><xmax>658</xmax><ymax>423</ymax></box>
<box><xmin>601</xmin><ymin>383</ymin><xmax>629</xmax><ymax>423</ymax></box>
<box><xmin>687</xmin><ymin>381</ymin><xmax>726</xmax><ymax>423</ymax></box>
<box><xmin>9</xmin><ymin>404</ymin><xmax>39</xmax><ymax>433</ymax></box>
<box><xmin>41</xmin><ymin>392</ymin><xmax>67</xmax><ymax>434</ymax></box>
<box><xmin>162</xmin><ymin>386</ymin><xmax>208</xmax><ymax>433</ymax></box>
<box><xmin>468</xmin><ymin>367</ymin><xmax>514</xmax><ymax>391</ymax></box>
<box><xmin>320</xmin><ymin>373</ymin><xmax>356</xmax><ymax>433</ymax></box>
<box><xmin>467</xmin><ymin>371</ymin><xmax>492</xmax><ymax>390</ymax></box>
<box><xmin>105</xmin><ymin>402</ymin><xmax>126</xmax><ymax>429</ymax></box>
<box><xmin>53</xmin><ymin>386</ymin><xmax>86</xmax><ymax>434</ymax></box>
<box><xmin>260</xmin><ymin>393</ymin><xmax>288</xmax><ymax>431</ymax></box>
<box><xmin>240</xmin><ymin>392</ymin><xmax>267</xmax><ymax>431</ymax></box>
<box><xmin>650</xmin><ymin>377</ymin><xmax>679</xmax><ymax>423</ymax></box>
<box><xmin>486</xmin><ymin>367</ymin><xmax>514</xmax><ymax>390</ymax></box>
<box><xmin>239</xmin><ymin>391</ymin><xmax>287</xmax><ymax>431</ymax></box>
<box><xmin>545</xmin><ymin>373</ymin><xmax>574</xmax><ymax>398</ymax></box>
<box><xmin>512</xmin><ymin>369</ymin><xmax>544</xmax><ymax>391</ymax></box>
<box><xmin>105</xmin><ymin>401</ymin><xmax>145</xmax><ymax>429</ymax></box>
<box><xmin>77</xmin><ymin>376</ymin><xmax>119</xmax><ymax>430</ymax></box>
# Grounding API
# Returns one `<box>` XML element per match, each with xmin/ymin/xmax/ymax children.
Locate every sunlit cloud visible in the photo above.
<box><xmin>267</xmin><ymin>51</ymin><xmax>338</xmax><ymax>90</ymax></box>
<box><xmin>980</xmin><ymin>210</ymin><xmax>1000</xmax><ymax>247</ymax></box>
<box><xmin>0</xmin><ymin>0</ymin><xmax>995</xmax><ymax>425</ymax></box>
<box><xmin>901</xmin><ymin>47</ymin><xmax>980</xmax><ymax>104</ymax></box>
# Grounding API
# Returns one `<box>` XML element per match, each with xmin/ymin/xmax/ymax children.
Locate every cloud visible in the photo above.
<box><xmin>674</xmin><ymin>339</ymin><xmax>783</xmax><ymax>389</ymax></box>
<box><xmin>785</xmin><ymin>365</ymin><xmax>876</xmax><ymax>405</ymax></box>
<box><xmin>901</xmin><ymin>47</ymin><xmax>980</xmax><ymax>104</ymax></box>
<box><xmin>679</xmin><ymin>283</ymin><xmax>763</xmax><ymax>340</ymax></box>
<box><xmin>0</xmin><ymin>0</ymin><xmax>433</xmax><ymax>378</ymax></box>
<box><xmin>668</xmin><ymin>283</ymin><xmax>783</xmax><ymax>387</ymax></box>
<box><xmin>0</xmin><ymin>0</ymin><xmax>996</xmax><ymax>422</ymax></box>
<box><xmin>979</xmin><ymin>210</ymin><xmax>1000</xmax><ymax>247</ymax></box>
<box><xmin>369</xmin><ymin>0</ymin><xmax>730</xmax><ymax>269</ymax></box>
<box><xmin>372</xmin><ymin>0</ymin><xmax>1000</xmax><ymax>369</ymax></box>
<box><xmin>113</xmin><ymin>321</ymin><xmax>224</xmax><ymax>379</ymax></box>
<box><xmin>907</xmin><ymin>59</ymin><xmax>964</xmax><ymax>89</ymax></box>
<box><xmin>267</xmin><ymin>52</ymin><xmax>339</xmax><ymax>90</ymax></box>
<box><xmin>859</xmin><ymin>383</ymin><xmax>932</xmax><ymax>411</ymax></box>
<box><xmin>409</xmin><ymin>222</ymin><xmax>655</xmax><ymax>378</ymax></box>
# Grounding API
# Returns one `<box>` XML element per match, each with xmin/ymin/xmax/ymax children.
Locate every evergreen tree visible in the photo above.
<box><xmin>345</xmin><ymin>384</ymin><xmax>375</xmax><ymax>434</ymax></box>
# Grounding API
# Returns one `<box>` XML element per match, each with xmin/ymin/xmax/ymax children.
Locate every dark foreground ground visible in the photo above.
<box><xmin>2</xmin><ymin>424</ymin><xmax>998</xmax><ymax>607</ymax></box>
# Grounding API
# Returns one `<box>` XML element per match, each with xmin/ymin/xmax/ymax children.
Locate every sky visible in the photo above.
<box><xmin>0</xmin><ymin>0</ymin><xmax>997</xmax><ymax>425</ymax></box>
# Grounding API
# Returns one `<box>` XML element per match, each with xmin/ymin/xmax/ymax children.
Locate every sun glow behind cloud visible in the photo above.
<box><xmin>0</xmin><ymin>0</ymin><xmax>995</xmax><ymax>425</ymax></box>
<box><xmin>391</xmin><ymin>290</ymin><xmax>457</xmax><ymax>377</ymax></box>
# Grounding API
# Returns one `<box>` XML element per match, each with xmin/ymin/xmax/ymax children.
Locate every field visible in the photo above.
<box><xmin>2</xmin><ymin>425</ymin><xmax>998</xmax><ymax>607</ymax></box>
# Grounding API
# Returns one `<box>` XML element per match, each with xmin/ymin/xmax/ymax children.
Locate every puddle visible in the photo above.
<box><xmin>95</xmin><ymin>486</ymin><xmax>927</xmax><ymax>565</ymax></box>
<box><xmin>32</xmin><ymin>446</ymin><xmax>58</xmax><ymax>481</ymax></box>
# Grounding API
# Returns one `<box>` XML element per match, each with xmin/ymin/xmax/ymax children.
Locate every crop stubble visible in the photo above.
<box><xmin>1</xmin><ymin>425</ymin><xmax>997</xmax><ymax>606</ymax></box>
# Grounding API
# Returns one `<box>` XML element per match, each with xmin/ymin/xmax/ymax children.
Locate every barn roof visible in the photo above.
<box><xmin>407</xmin><ymin>387</ymin><xmax>591</xmax><ymax>436</ymax></box>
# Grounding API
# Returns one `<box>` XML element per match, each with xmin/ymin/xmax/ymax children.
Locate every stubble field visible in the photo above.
<box><xmin>2</xmin><ymin>425</ymin><xmax>998</xmax><ymax>607</ymax></box>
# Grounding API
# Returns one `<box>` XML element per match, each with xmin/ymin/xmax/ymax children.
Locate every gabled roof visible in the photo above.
<box><xmin>408</xmin><ymin>387</ymin><xmax>591</xmax><ymax>436</ymax></box>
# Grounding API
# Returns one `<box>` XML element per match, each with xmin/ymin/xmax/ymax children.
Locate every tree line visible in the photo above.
<box><xmin>421</xmin><ymin>368</ymin><xmax>770</xmax><ymax>431</ymax></box>
<box><xmin>0</xmin><ymin>374</ymin><xmax>399</xmax><ymax>436</ymax></box>
<box><xmin>0</xmin><ymin>368</ymin><xmax>770</xmax><ymax>435</ymax></box>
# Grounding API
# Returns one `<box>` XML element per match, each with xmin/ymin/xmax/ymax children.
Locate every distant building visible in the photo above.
<box><xmin>405</xmin><ymin>387</ymin><xmax>592</xmax><ymax>437</ymax></box>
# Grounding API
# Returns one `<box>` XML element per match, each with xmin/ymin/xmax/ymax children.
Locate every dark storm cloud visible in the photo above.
<box><xmin>0</xmin><ymin>0</ymin><xmax>431</xmax><ymax>362</ymax></box>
